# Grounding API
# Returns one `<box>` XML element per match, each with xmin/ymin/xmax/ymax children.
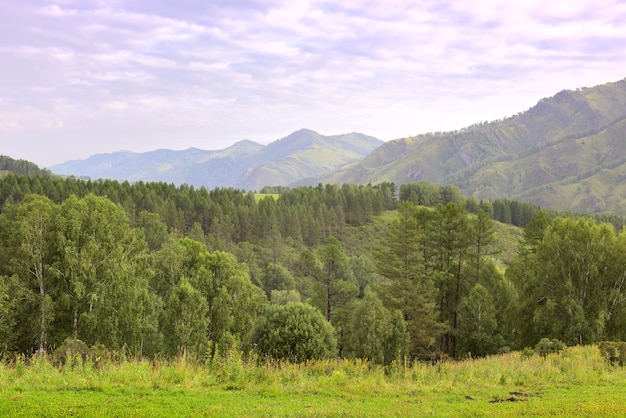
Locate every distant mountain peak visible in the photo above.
<box><xmin>50</xmin><ymin>130</ymin><xmax>382</xmax><ymax>191</ymax></box>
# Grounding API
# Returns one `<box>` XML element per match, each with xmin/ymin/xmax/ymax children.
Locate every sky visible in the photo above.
<box><xmin>2</xmin><ymin>1</ymin><xmax>626</xmax><ymax>167</ymax></box>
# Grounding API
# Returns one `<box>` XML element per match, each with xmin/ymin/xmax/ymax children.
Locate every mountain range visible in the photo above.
<box><xmin>51</xmin><ymin>130</ymin><xmax>383</xmax><ymax>191</ymax></box>
<box><xmin>49</xmin><ymin>77</ymin><xmax>626</xmax><ymax>216</ymax></box>
<box><xmin>319</xmin><ymin>78</ymin><xmax>626</xmax><ymax>215</ymax></box>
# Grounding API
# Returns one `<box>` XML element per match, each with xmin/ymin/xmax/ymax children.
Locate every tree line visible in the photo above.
<box><xmin>2</xmin><ymin>172</ymin><xmax>626</xmax><ymax>364</ymax></box>
<box><xmin>0</xmin><ymin>174</ymin><xmax>392</xmax><ymax>248</ymax></box>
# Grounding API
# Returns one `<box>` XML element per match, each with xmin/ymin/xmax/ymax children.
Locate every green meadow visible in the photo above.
<box><xmin>253</xmin><ymin>193</ymin><xmax>279</xmax><ymax>202</ymax></box>
<box><xmin>1</xmin><ymin>345</ymin><xmax>625</xmax><ymax>417</ymax></box>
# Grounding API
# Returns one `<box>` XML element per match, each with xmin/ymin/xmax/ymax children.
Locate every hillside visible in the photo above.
<box><xmin>0</xmin><ymin>155</ymin><xmax>50</xmax><ymax>177</ymax></box>
<box><xmin>50</xmin><ymin>141</ymin><xmax>263</xmax><ymax>187</ymax></box>
<box><xmin>50</xmin><ymin>130</ymin><xmax>382</xmax><ymax>190</ymax></box>
<box><xmin>236</xmin><ymin>130</ymin><xmax>383</xmax><ymax>190</ymax></box>
<box><xmin>322</xmin><ymin>78</ymin><xmax>626</xmax><ymax>216</ymax></box>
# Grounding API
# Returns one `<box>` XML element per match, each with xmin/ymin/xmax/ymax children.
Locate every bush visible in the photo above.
<box><xmin>520</xmin><ymin>347</ymin><xmax>535</xmax><ymax>360</ymax></box>
<box><xmin>535</xmin><ymin>338</ymin><xmax>566</xmax><ymax>357</ymax></box>
<box><xmin>598</xmin><ymin>341</ymin><xmax>626</xmax><ymax>366</ymax></box>
<box><xmin>51</xmin><ymin>338</ymin><xmax>91</xmax><ymax>367</ymax></box>
<box><xmin>51</xmin><ymin>338</ymin><xmax>113</xmax><ymax>368</ymax></box>
<box><xmin>250</xmin><ymin>302</ymin><xmax>336</xmax><ymax>363</ymax></box>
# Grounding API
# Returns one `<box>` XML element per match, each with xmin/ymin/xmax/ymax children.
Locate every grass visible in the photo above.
<box><xmin>253</xmin><ymin>193</ymin><xmax>279</xmax><ymax>202</ymax></box>
<box><xmin>490</xmin><ymin>219</ymin><xmax>523</xmax><ymax>270</ymax></box>
<box><xmin>1</xmin><ymin>345</ymin><xmax>625</xmax><ymax>416</ymax></box>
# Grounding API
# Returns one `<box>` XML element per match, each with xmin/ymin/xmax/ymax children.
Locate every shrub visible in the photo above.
<box><xmin>51</xmin><ymin>338</ymin><xmax>91</xmax><ymax>367</ymax></box>
<box><xmin>535</xmin><ymin>338</ymin><xmax>566</xmax><ymax>357</ymax></box>
<box><xmin>251</xmin><ymin>302</ymin><xmax>336</xmax><ymax>363</ymax></box>
<box><xmin>598</xmin><ymin>341</ymin><xmax>626</xmax><ymax>366</ymax></box>
<box><xmin>50</xmin><ymin>338</ymin><xmax>113</xmax><ymax>368</ymax></box>
<box><xmin>520</xmin><ymin>347</ymin><xmax>535</xmax><ymax>360</ymax></box>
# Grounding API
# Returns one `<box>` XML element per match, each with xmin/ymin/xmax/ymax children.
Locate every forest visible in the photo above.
<box><xmin>2</xmin><ymin>169</ymin><xmax>626</xmax><ymax>365</ymax></box>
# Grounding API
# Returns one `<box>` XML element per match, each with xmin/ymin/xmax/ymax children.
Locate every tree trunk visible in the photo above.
<box><xmin>74</xmin><ymin>309</ymin><xmax>79</xmax><ymax>340</ymax></box>
<box><xmin>326</xmin><ymin>261</ymin><xmax>334</xmax><ymax>322</ymax></box>
<box><xmin>38</xmin><ymin>268</ymin><xmax>46</xmax><ymax>351</ymax></box>
<box><xmin>451</xmin><ymin>253</ymin><xmax>463</xmax><ymax>358</ymax></box>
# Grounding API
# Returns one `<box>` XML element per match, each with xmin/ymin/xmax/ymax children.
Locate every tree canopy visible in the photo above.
<box><xmin>251</xmin><ymin>302</ymin><xmax>336</xmax><ymax>362</ymax></box>
<box><xmin>1</xmin><ymin>173</ymin><xmax>626</xmax><ymax>363</ymax></box>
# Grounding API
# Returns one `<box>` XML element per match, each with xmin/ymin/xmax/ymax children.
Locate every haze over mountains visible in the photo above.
<box><xmin>51</xmin><ymin>130</ymin><xmax>383</xmax><ymax>191</ymax></box>
<box><xmin>49</xmin><ymin>77</ymin><xmax>626</xmax><ymax>216</ymax></box>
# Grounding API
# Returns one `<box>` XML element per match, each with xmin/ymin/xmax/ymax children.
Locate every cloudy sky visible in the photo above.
<box><xmin>2</xmin><ymin>0</ymin><xmax>626</xmax><ymax>167</ymax></box>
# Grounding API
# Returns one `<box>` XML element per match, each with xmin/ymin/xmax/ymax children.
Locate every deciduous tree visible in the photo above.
<box><xmin>251</xmin><ymin>302</ymin><xmax>336</xmax><ymax>362</ymax></box>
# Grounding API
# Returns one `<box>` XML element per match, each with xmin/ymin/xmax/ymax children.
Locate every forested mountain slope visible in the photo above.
<box><xmin>50</xmin><ymin>129</ymin><xmax>382</xmax><ymax>191</ymax></box>
<box><xmin>322</xmin><ymin>78</ymin><xmax>626</xmax><ymax>216</ymax></box>
<box><xmin>0</xmin><ymin>155</ymin><xmax>50</xmax><ymax>177</ymax></box>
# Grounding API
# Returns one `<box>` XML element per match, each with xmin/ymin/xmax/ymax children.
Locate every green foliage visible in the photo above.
<box><xmin>136</xmin><ymin>210</ymin><xmax>169</xmax><ymax>251</ymax></box>
<box><xmin>400</xmin><ymin>182</ymin><xmax>441</xmax><ymax>206</ymax></box>
<box><xmin>469</xmin><ymin>208</ymin><xmax>497</xmax><ymax>284</ymax></box>
<box><xmin>317</xmin><ymin>236</ymin><xmax>350</xmax><ymax>321</ymax></box>
<box><xmin>0</xmin><ymin>155</ymin><xmax>50</xmax><ymax>176</ymax></box>
<box><xmin>520</xmin><ymin>346</ymin><xmax>535</xmax><ymax>359</ymax></box>
<box><xmin>251</xmin><ymin>302</ymin><xmax>337</xmax><ymax>362</ymax></box>
<box><xmin>375</xmin><ymin>203</ymin><xmax>441</xmax><ymax>358</ymax></box>
<box><xmin>261</xmin><ymin>263</ymin><xmax>295</xmax><ymax>298</ymax></box>
<box><xmin>50</xmin><ymin>338</ymin><xmax>91</xmax><ymax>367</ymax></box>
<box><xmin>0</xmin><ymin>276</ymin><xmax>16</xmax><ymax>352</ymax></box>
<box><xmin>162</xmin><ymin>278</ymin><xmax>209</xmax><ymax>357</ymax></box>
<box><xmin>52</xmin><ymin>194</ymin><xmax>154</xmax><ymax>352</ymax></box>
<box><xmin>2</xmin><ymin>168</ymin><xmax>626</xmax><ymax>366</ymax></box>
<box><xmin>345</xmin><ymin>292</ymin><xmax>409</xmax><ymax>364</ymax></box>
<box><xmin>270</xmin><ymin>289</ymin><xmax>301</xmax><ymax>305</ymax></box>
<box><xmin>0</xmin><ymin>193</ymin><xmax>155</xmax><ymax>354</ymax></box>
<box><xmin>509</xmin><ymin>215</ymin><xmax>626</xmax><ymax>347</ymax></box>
<box><xmin>7</xmin><ymin>195</ymin><xmax>56</xmax><ymax>351</ymax></box>
<box><xmin>152</xmin><ymin>238</ymin><xmax>266</xmax><ymax>357</ymax></box>
<box><xmin>534</xmin><ymin>338</ymin><xmax>566</xmax><ymax>357</ymax></box>
<box><xmin>492</xmin><ymin>199</ymin><xmax>540</xmax><ymax>227</ymax></box>
<box><xmin>458</xmin><ymin>284</ymin><xmax>501</xmax><ymax>357</ymax></box>
<box><xmin>597</xmin><ymin>341</ymin><xmax>626</xmax><ymax>366</ymax></box>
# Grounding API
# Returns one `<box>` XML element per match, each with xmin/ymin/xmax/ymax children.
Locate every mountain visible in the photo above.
<box><xmin>234</xmin><ymin>130</ymin><xmax>383</xmax><ymax>190</ymax></box>
<box><xmin>50</xmin><ymin>130</ymin><xmax>383</xmax><ymax>190</ymax></box>
<box><xmin>51</xmin><ymin>140</ymin><xmax>263</xmax><ymax>186</ymax></box>
<box><xmin>321</xmin><ymin>78</ymin><xmax>626</xmax><ymax>216</ymax></box>
<box><xmin>47</xmin><ymin>78</ymin><xmax>626</xmax><ymax>216</ymax></box>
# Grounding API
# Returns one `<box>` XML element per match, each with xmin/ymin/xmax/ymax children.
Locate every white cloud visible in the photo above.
<box><xmin>39</xmin><ymin>4</ymin><xmax>77</xmax><ymax>17</ymax></box>
<box><xmin>101</xmin><ymin>100</ymin><xmax>129</xmax><ymax>111</ymax></box>
<box><xmin>2</xmin><ymin>0</ymin><xmax>626</xmax><ymax>166</ymax></box>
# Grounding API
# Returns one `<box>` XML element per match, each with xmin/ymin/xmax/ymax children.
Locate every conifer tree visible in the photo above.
<box><xmin>375</xmin><ymin>202</ymin><xmax>441</xmax><ymax>358</ymax></box>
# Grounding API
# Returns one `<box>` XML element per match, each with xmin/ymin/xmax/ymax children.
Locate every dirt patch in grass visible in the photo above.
<box><xmin>489</xmin><ymin>391</ymin><xmax>540</xmax><ymax>403</ymax></box>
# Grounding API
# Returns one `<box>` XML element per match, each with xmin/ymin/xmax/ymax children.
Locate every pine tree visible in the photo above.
<box><xmin>375</xmin><ymin>202</ymin><xmax>441</xmax><ymax>358</ymax></box>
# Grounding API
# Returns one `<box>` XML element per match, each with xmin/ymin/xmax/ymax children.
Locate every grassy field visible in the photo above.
<box><xmin>253</xmin><ymin>193</ymin><xmax>279</xmax><ymax>202</ymax></box>
<box><xmin>1</xmin><ymin>345</ymin><xmax>625</xmax><ymax>417</ymax></box>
